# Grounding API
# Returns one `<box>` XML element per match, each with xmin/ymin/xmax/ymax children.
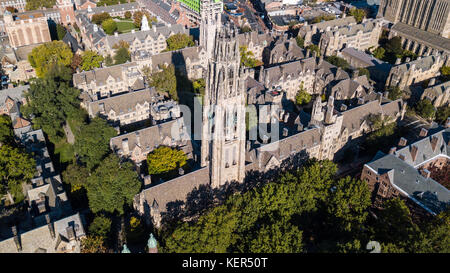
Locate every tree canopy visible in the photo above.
<box><xmin>132</xmin><ymin>10</ymin><xmax>156</xmax><ymax>28</ymax></box>
<box><xmin>296</xmin><ymin>35</ymin><xmax>304</xmax><ymax>48</ymax></box>
<box><xmin>89</xmin><ymin>216</ymin><xmax>112</xmax><ymax>239</ymax></box>
<box><xmin>21</xmin><ymin>77</ymin><xmax>80</xmax><ymax>141</ymax></box>
<box><xmin>165</xmin><ymin>34</ymin><xmax>195</xmax><ymax>52</ymax></box>
<box><xmin>147</xmin><ymin>146</ymin><xmax>187</xmax><ymax>176</ymax></box>
<box><xmin>240</xmin><ymin>46</ymin><xmax>262</xmax><ymax>68</ymax></box>
<box><xmin>0</xmin><ymin>144</ymin><xmax>35</xmax><ymax>195</ymax></box>
<box><xmin>80</xmin><ymin>50</ymin><xmax>104</xmax><ymax>71</ymax></box>
<box><xmin>114</xmin><ymin>47</ymin><xmax>131</xmax><ymax>65</ymax></box>
<box><xmin>386</xmin><ymin>86</ymin><xmax>403</xmax><ymax>100</ymax></box>
<box><xmin>28</xmin><ymin>41</ymin><xmax>73</xmax><ymax>78</ymax></box>
<box><xmin>349</xmin><ymin>8</ymin><xmax>366</xmax><ymax>23</ymax></box>
<box><xmin>26</xmin><ymin>0</ymin><xmax>55</xmax><ymax>11</ymax></box>
<box><xmin>415</xmin><ymin>99</ymin><xmax>436</xmax><ymax>120</ymax></box>
<box><xmin>295</xmin><ymin>82</ymin><xmax>311</xmax><ymax>105</ymax></box>
<box><xmin>0</xmin><ymin>115</ymin><xmax>13</xmax><ymax>145</ymax></box>
<box><xmin>148</xmin><ymin>64</ymin><xmax>178</xmax><ymax>100</ymax></box>
<box><xmin>325</xmin><ymin>55</ymin><xmax>350</xmax><ymax>71</ymax></box>
<box><xmin>102</xmin><ymin>18</ymin><xmax>117</xmax><ymax>35</ymax></box>
<box><xmin>73</xmin><ymin>117</ymin><xmax>117</xmax><ymax>171</ymax></box>
<box><xmin>86</xmin><ymin>154</ymin><xmax>141</xmax><ymax>215</ymax></box>
<box><xmin>91</xmin><ymin>12</ymin><xmax>112</xmax><ymax>25</ymax></box>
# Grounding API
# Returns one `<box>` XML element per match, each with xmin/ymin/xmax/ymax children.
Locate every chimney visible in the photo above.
<box><xmin>395</xmin><ymin>58</ymin><xmax>401</xmax><ymax>65</ymax></box>
<box><xmin>398</xmin><ymin>137</ymin><xmax>407</xmax><ymax>146</ymax></box>
<box><xmin>352</xmin><ymin>69</ymin><xmax>359</xmax><ymax>79</ymax></box>
<box><xmin>419</xmin><ymin>128</ymin><xmax>428</xmax><ymax>137</ymax></box>
<box><xmin>114</xmin><ymin>32</ymin><xmax>118</xmax><ymax>37</ymax></box>
<box><xmin>430</xmin><ymin>135</ymin><xmax>439</xmax><ymax>151</ymax></box>
<box><xmin>389</xmin><ymin>147</ymin><xmax>396</xmax><ymax>154</ymax></box>
<box><xmin>262</xmin><ymin>134</ymin><xmax>269</xmax><ymax>144</ymax></box>
<box><xmin>340</xmin><ymin>104</ymin><xmax>347</xmax><ymax>111</ymax></box>
<box><xmin>405</xmin><ymin>57</ymin><xmax>411</xmax><ymax>63</ymax></box>
<box><xmin>12</xmin><ymin>226</ymin><xmax>21</xmax><ymax>252</ymax></box>
<box><xmin>45</xmin><ymin>214</ymin><xmax>55</xmax><ymax>239</ymax></box>
<box><xmin>376</xmin><ymin>92</ymin><xmax>383</xmax><ymax>104</ymax></box>
<box><xmin>282</xmin><ymin>128</ymin><xmax>288</xmax><ymax>137</ymax></box>
<box><xmin>410</xmin><ymin>145</ymin><xmax>418</xmax><ymax>162</ymax></box>
<box><xmin>297</xmin><ymin>123</ymin><xmax>303</xmax><ymax>131</ymax></box>
<box><xmin>420</xmin><ymin>168</ymin><xmax>431</xmax><ymax>179</ymax></box>
<box><xmin>178</xmin><ymin>168</ymin><xmax>184</xmax><ymax>175</ymax></box>
<box><xmin>152</xmin><ymin>25</ymin><xmax>156</xmax><ymax>32</ymax></box>
<box><xmin>283</xmin><ymin>112</ymin><xmax>289</xmax><ymax>123</ymax></box>
<box><xmin>384</xmin><ymin>91</ymin><xmax>389</xmax><ymax>99</ymax></box>
<box><xmin>66</xmin><ymin>226</ymin><xmax>76</xmax><ymax>241</ymax></box>
<box><xmin>122</xmin><ymin>138</ymin><xmax>129</xmax><ymax>155</ymax></box>
<box><xmin>246</xmin><ymin>140</ymin><xmax>251</xmax><ymax>151</ymax></box>
<box><xmin>357</xmin><ymin>97</ymin><xmax>364</xmax><ymax>105</ymax></box>
<box><xmin>428</xmin><ymin>78</ymin><xmax>436</xmax><ymax>87</ymax></box>
<box><xmin>398</xmin><ymin>154</ymin><xmax>406</xmax><ymax>161</ymax></box>
<box><xmin>306</xmin><ymin>48</ymin><xmax>310</xmax><ymax>57</ymax></box>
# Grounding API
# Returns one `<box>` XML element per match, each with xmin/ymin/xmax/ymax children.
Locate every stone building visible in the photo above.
<box><xmin>385</xmin><ymin>55</ymin><xmax>445</xmax><ymax>90</ymax></box>
<box><xmin>3</xmin><ymin>10</ymin><xmax>51</xmax><ymax>48</ymax></box>
<box><xmin>110</xmin><ymin>117</ymin><xmax>191</xmax><ymax>163</ymax></box>
<box><xmin>0</xmin><ymin>0</ymin><xmax>26</xmax><ymax>13</ymax></box>
<box><xmin>73</xmin><ymin>62</ymin><xmax>144</xmax><ymax>99</ymax></box>
<box><xmin>420</xmin><ymin>79</ymin><xmax>450</xmax><ymax>107</ymax></box>
<box><xmin>262</xmin><ymin>35</ymin><xmax>303</xmax><ymax>66</ymax></box>
<box><xmin>82</xmin><ymin>88</ymin><xmax>155</xmax><ymax>126</ymax></box>
<box><xmin>0</xmin><ymin>213</ymin><xmax>85</xmax><ymax>253</ymax></box>
<box><xmin>56</xmin><ymin>0</ymin><xmax>76</xmax><ymax>25</ymax></box>
<box><xmin>75</xmin><ymin>12</ymin><xmax>106</xmax><ymax>51</ymax></box>
<box><xmin>0</xmin><ymin>84</ymin><xmax>28</xmax><ymax>115</ymax></box>
<box><xmin>87</xmin><ymin>2</ymin><xmax>140</xmax><ymax>19</ymax></box>
<box><xmin>361</xmin><ymin>127</ymin><xmax>450</xmax><ymax>215</ymax></box>
<box><xmin>102</xmin><ymin>23</ymin><xmax>187</xmax><ymax>57</ymax></box>
<box><xmin>318</xmin><ymin>18</ymin><xmax>383</xmax><ymax>56</ymax></box>
<box><xmin>378</xmin><ymin>0</ymin><xmax>450</xmax><ymax>38</ymax></box>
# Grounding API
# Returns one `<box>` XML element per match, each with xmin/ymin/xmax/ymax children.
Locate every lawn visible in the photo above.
<box><xmin>54</xmin><ymin>142</ymin><xmax>75</xmax><ymax>165</ymax></box>
<box><xmin>116</xmin><ymin>21</ymin><xmax>137</xmax><ymax>33</ymax></box>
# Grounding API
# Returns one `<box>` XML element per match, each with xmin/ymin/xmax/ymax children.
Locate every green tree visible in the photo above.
<box><xmin>416</xmin><ymin>99</ymin><xmax>436</xmax><ymax>120</ymax></box>
<box><xmin>295</xmin><ymin>82</ymin><xmax>311</xmax><ymax>105</ymax></box>
<box><xmin>105</xmin><ymin>55</ymin><xmax>114</xmax><ymax>66</ymax></box>
<box><xmin>148</xmin><ymin>64</ymin><xmax>177</xmax><ymax>100</ymax></box>
<box><xmin>80</xmin><ymin>50</ymin><xmax>104</xmax><ymax>71</ymax></box>
<box><xmin>126</xmin><ymin>216</ymin><xmax>146</xmax><ymax>243</ymax></box>
<box><xmin>102</xmin><ymin>18</ymin><xmax>117</xmax><ymax>35</ymax></box>
<box><xmin>325</xmin><ymin>55</ymin><xmax>350</xmax><ymax>71</ymax></box>
<box><xmin>240</xmin><ymin>46</ymin><xmax>262</xmax><ymax>68</ymax></box>
<box><xmin>327</xmin><ymin>177</ymin><xmax>371</xmax><ymax>232</ymax></box>
<box><xmin>372</xmin><ymin>47</ymin><xmax>385</xmax><ymax>59</ymax></box>
<box><xmin>73</xmin><ymin>117</ymin><xmax>117</xmax><ymax>170</ymax></box>
<box><xmin>349</xmin><ymin>8</ymin><xmax>366</xmax><ymax>23</ymax></box>
<box><xmin>28</xmin><ymin>41</ymin><xmax>73</xmax><ymax>78</ymax></box>
<box><xmin>21</xmin><ymin>78</ymin><xmax>80</xmax><ymax>140</ymax></box>
<box><xmin>56</xmin><ymin>24</ymin><xmax>66</xmax><ymax>40</ymax></box>
<box><xmin>114</xmin><ymin>47</ymin><xmax>131</xmax><ymax>65</ymax></box>
<box><xmin>358</xmin><ymin>68</ymin><xmax>370</xmax><ymax>79</ymax></box>
<box><xmin>91</xmin><ymin>12</ymin><xmax>112</xmax><ymax>25</ymax></box>
<box><xmin>192</xmin><ymin>78</ymin><xmax>205</xmax><ymax>96</ymax></box>
<box><xmin>0</xmin><ymin>115</ymin><xmax>13</xmax><ymax>145</ymax></box>
<box><xmin>124</xmin><ymin>11</ymin><xmax>132</xmax><ymax>19</ymax></box>
<box><xmin>86</xmin><ymin>154</ymin><xmax>141</xmax><ymax>215</ymax></box>
<box><xmin>240</xmin><ymin>25</ymin><xmax>252</xmax><ymax>33</ymax></box>
<box><xmin>132</xmin><ymin>10</ymin><xmax>155</xmax><ymax>28</ymax></box>
<box><xmin>89</xmin><ymin>216</ymin><xmax>112</xmax><ymax>238</ymax></box>
<box><xmin>165</xmin><ymin>33</ymin><xmax>195</xmax><ymax>51</ymax></box>
<box><xmin>440</xmin><ymin>66</ymin><xmax>450</xmax><ymax>82</ymax></box>
<box><xmin>296</xmin><ymin>35</ymin><xmax>304</xmax><ymax>48</ymax></box>
<box><xmin>62</xmin><ymin>163</ymin><xmax>89</xmax><ymax>189</ymax></box>
<box><xmin>248</xmin><ymin>220</ymin><xmax>303</xmax><ymax>253</ymax></box>
<box><xmin>311</xmin><ymin>14</ymin><xmax>335</xmax><ymax>24</ymax></box>
<box><xmin>81</xmin><ymin>236</ymin><xmax>108</xmax><ymax>253</ymax></box>
<box><xmin>26</xmin><ymin>0</ymin><xmax>56</xmax><ymax>11</ymax></box>
<box><xmin>386</xmin><ymin>86</ymin><xmax>403</xmax><ymax>100</ymax></box>
<box><xmin>147</xmin><ymin>146</ymin><xmax>187</xmax><ymax>175</ymax></box>
<box><xmin>435</xmin><ymin>105</ymin><xmax>450</xmax><ymax>124</ymax></box>
<box><xmin>0</xmin><ymin>145</ymin><xmax>35</xmax><ymax>196</ymax></box>
<box><xmin>306</xmin><ymin>44</ymin><xmax>320</xmax><ymax>57</ymax></box>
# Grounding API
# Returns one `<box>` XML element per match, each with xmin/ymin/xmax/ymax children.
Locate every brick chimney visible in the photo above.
<box><xmin>398</xmin><ymin>154</ymin><xmax>405</xmax><ymax>161</ymax></box>
<box><xmin>12</xmin><ymin>226</ymin><xmax>21</xmax><ymax>252</ymax></box>
<box><xmin>398</xmin><ymin>137</ymin><xmax>407</xmax><ymax>146</ymax></box>
<box><xmin>419</xmin><ymin>128</ymin><xmax>428</xmax><ymax>137</ymax></box>
<box><xmin>45</xmin><ymin>214</ymin><xmax>55</xmax><ymax>239</ymax></box>
<box><xmin>431</xmin><ymin>135</ymin><xmax>439</xmax><ymax>152</ymax></box>
<box><xmin>410</xmin><ymin>145</ymin><xmax>419</xmax><ymax>162</ymax></box>
<box><xmin>420</xmin><ymin>168</ymin><xmax>431</xmax><ymax>179</ymax></box>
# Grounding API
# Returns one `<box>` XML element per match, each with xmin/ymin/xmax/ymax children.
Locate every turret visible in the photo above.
<box><xmin>147</xmin><ymin>233</ymin><xmax>158</xmax><ymax>253</ymax></box>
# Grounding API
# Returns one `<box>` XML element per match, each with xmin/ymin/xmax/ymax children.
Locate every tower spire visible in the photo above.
<box><xmin>200</xmin><ymin>0</ymin><xmax>223</xmax><ymax>60</ymax></box>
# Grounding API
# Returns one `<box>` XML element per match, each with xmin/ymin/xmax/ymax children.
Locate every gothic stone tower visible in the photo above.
<box><xmin>200</xmin><ymin>0</ymin><xmax>223</xmax><ymax>60</ymax></box>
<box><xmin>201</xmin><ymin>26</ymin><xmax>247</xmax><ymax>188</ymax></box>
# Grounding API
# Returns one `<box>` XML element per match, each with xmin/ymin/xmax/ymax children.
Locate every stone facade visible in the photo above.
<box><xmin>0</xmin><ymin>0</ymin><xmax>26</xmax><ymax>13</ymax></box>
<box><xmin>56</xmin><ymin>0</ymin><xmax>76</xmax><ymax>25</ymax></box>
<box><xmin>385</xmin><ymin>55</ymin><xmax>445</xmax><ymax>90</ymax></box>
<box><xmin>420</xmin><ymin>80</ymin><xmax>450</xmax><ymax>107</ymax></box>
<box><xmin>3</xmin><ymin>10</ymin><xmax>51</xmax><ymax>48</ymax></box>
<box><xmin>378</xmin><ymin>0</ymin><xmax>450</xmax><ymax>38</ymax></box>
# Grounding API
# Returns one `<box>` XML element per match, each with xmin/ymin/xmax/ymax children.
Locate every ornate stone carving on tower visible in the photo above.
<box><xmin>200</xmin><ymin>0</ymin><xmax>223</xmax><ymax>60</ymax></box>
<box><xmin>201</xmin><ymin>25</ymin><xmax>247</xmax><ymax>188</ymax></box>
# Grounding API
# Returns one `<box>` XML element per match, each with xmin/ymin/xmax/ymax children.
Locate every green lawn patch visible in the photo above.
<box><xmin>116</xmin><ymin>21</ymin><xmax>137</xmax><ymax>33</ymax></box>
<box><xmin>54</xmin><ymin>142</ymin><xmax>75</xmax><ymax>165</ymax></box>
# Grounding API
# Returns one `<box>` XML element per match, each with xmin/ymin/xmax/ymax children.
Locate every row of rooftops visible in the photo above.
<box><xmin>366</xmin><ymin>128</ymin><xmax>450</xmax><ymax>215</ymax></box>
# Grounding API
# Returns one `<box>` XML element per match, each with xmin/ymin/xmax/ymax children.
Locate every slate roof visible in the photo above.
<box><xmin>105</xmin><ymin>24</ymin><xmax>187</xmax><ymax>49</ymax></box>
<box><xmin>146</xmin><ymin>0</ymin><xmax>177</xmax><ymax>25</ymax></box>
<box><xmin>88</xmin><ymin>88</ymin><xmax>154</xmax><ymax>117</ymax></box>
<box><xmin>0</xmin><ymin>85</ymin><xmax>28</xmax><ymax>105</ymax></box>
<box><xmin>367</xmin><ymin>152</ymin><xmax>450</xmax><ymax>215</ymax></box>
<box><xmin>73</xmin><ymin>62</ymin><xmax>139</xmax><ymax>87</ymax></box>
<box><xmin>139</xmin><ymin>167</ymin><xmax>210</xmax><ymax>214</ymax></box>
<box><xmin>76</xmin><ymin>13</ymin><xmax>106</xmax><ymax>47</ymax></box>
<box><xmin>62</xmin><ymin>31</ymin><xmax>81</xmax><ymax>53</ymax></box>
<box><xmin>340</xmin><ymin>47</ymin><xmax>384</xmax><ymax>67</ymax></box>
<box><xmin>423</xmin><ymin>80</ymin><xmax>450</xmax><ymax>99</ymax></box>
<box><xmin>89</xmin><ymin>3</ymin><xmax>139</xmax><ymax>14</ymax></box>
<box><xmin>0</xmin><ymin>213</ymin><xmax>85</xmax><ymax>253</ymax></box>
<box><xmin>391</xmin><ymin>55</ymin><xmax>442</xmax><ymax>74</ymax></box>
<box><xmin>392</xmin><ymin>22</ymin><xmax>450</xmax><ymax>53</ymax></box>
